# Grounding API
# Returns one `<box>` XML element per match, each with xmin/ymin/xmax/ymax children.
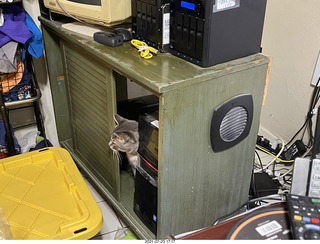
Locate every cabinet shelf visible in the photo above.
<box><xmin>4</xmin><ymin>88</ymin><xmax>41</xmax><ymax>107</ymax></box>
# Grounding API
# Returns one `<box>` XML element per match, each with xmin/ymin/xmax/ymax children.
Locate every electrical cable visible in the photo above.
<box><xmin>131</xmin><ymin>39</ymin><xmax>158</xmax><ymax>59</ymax></box>
<box><xmin>272</xmin><ymin>168</ymin><xmax>293</xmax><ymax>182</ymax></box>
<box><xmin>255</xmin><ymin>150</ymin><xmax>264</xmax><ymax>171</ymax></box>
<box><xmin>283</xmin><ymin>174</ymin><xmax>292</xmax><ymax>186</ymax></box>
<box><xmin>286</xmin><ymin>76</ymin><xmax>320</xmax><ymax>148</ymax></box>
<box><xmin>272</xmin><ymin>158</ymin><xmax>276</xmax><ymax>177</ymax></box>
<box><xmin>255</xmin><ymin>145</ymin><xmax>294</xmax><ymax>163</ymax></box>
<box><xmin>211</xmin><ymin>194</ymin><xmax>285</xmax><ymax>226</ymax></box>
<box><xmin>55</xmin><ymin>0</ymin><xmax>86</xmax><ymax>24</ymax></box>
<box><xmin>250</xmin><ymin>163</ymin><xmax>258</xmax><ymax>200</ymax></box>
<box><xmin>279</xmin><ymin>168</ymin><xmax>292</xmax><ymax>178</ymax></box>
<box><xmin>254</xmin><ymin>138</ymin><xmax>287</xmax><ymax>174</ymax></box>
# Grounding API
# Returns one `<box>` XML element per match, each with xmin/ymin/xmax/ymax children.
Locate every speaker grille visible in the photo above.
<box><xmin>219</xmin><ymin>106</ymin><xmax>248</xmax><ymax>142</ymax></box>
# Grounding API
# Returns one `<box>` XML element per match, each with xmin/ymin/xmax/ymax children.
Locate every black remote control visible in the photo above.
<box><xmin>286</xmin><ymin>194</ymin><xmax>320</xmax><ymax>240</ymax></box>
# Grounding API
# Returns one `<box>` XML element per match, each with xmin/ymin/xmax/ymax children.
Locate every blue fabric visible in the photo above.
<box><xmin>25</xmin><ymin>12</ymin><xmax>44</xmax><ymax>59</ymax></box>
<box><xmin>30</xmin><ymin>139</ymin><xmax>53</xmax><ymax>151</ymax></box>
<box><xmin>0</xmin><ymin>121</ymin><xmax>21</xmax><ymax>153</ymax></box>
<box><xmin>0</xmin><ymin>5</ymin><xmax>32</xmax><ymax>46</ymax></box>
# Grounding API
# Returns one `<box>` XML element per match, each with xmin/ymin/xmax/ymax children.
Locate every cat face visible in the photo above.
<box><xmin>108</xmin><ymin>114</ymin><xmax>139</xmax><ymax>154</ymax></box>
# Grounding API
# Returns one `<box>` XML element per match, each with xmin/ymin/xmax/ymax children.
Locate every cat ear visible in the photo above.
<box><xmin>114</xmin><ymin>114</ymin><xmax>124</xmax><ymax>126</ymax></box>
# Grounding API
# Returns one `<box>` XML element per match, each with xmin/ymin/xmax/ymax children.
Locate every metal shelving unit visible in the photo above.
<box><xmin>0</xmin><ymin>1</ymin><xmax>46</xmax><ymax>157</ymax></box>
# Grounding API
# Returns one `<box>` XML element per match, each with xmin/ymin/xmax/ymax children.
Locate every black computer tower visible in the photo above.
<box><xmin>134</xmin><ymin>112</ymin><xmax>159</xmax><ymax>234</ymax></box>
<box><xmin>134</xmin><ymin>166</ymin><xmax>158</xmax><ymax>234</ymax></box>
<box><xmin>169</xmin><ymin>0</ymin><xmax>267</xmax><ymax>67</ymax></box>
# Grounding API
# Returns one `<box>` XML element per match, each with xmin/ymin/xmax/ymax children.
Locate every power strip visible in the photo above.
<box><xmin>256</xmin><ymin>135</ymin><xmax>307</xmax><ymax>164</ymax></box>
<box><xmin>256</xmin><ymin>135</ymin><xmax>282</xmax><ymax>156</ymax></box>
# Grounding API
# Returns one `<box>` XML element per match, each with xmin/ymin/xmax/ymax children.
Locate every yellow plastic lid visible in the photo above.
<box><xmin>0</xmin><ymin>147</ymin><xmax>103</xmax><ymax>240</ymax></box>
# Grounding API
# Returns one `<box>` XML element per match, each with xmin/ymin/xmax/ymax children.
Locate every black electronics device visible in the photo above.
<box><xmin>286</xmin><ymin>194</ymin><xmax>320</xmax><ymax>240</ymax></box>
<box><xmin>169</xmin><ymin>0</ymin><xmax>267</xmax><ymax>67</ymax></box>
<box><xmin>134</xmin><ymin>112</ymin><xmax>159</xmax><ymax>234</ymax></box>
<box><xmin>134</xmin><ymin>166</ymin><xmax>158</xmax><ymax>234</ymax></box>
<box><xmin>116</xmin><ymin>95</ymin><xmax>159</xmax><ymax>121</ymax></box>
<box><xmin>138</xmin><ymin>112</ymin><xmax>159</xmax><ymax>175</ymax></box>
<box><xmin>226</xmin><ymin>207</ymin><xmax>292</xmax><ymax>240</ymax></box>
<box><xmin>115</xmin><ymin>95</ymin><xmax>158</xmax><ymax>171</ymax></box>
<box><xmin>113</xmin><ymin>28</ymin><xmax>133</xmax><ymax>42</ymax></box>
<box><xmin>132</xmin><ymin>0</ymin><xmax>171</xmax><ymax>52</ymax></box>
<box><xmin>38</xmin><ymin>0</ymin><xmax>65</xmax><ymax>20</ymax></box>
<box><xmin>93</xmin><ymin>28</ymin><xmax>132</xmax><ymax>47</ymax></box>
<box><xmin>38</xmin><ymin>0</ymin><xmax>50</xmax><ymax>18</ymax></box>
<box><xmin>283</xmin><ymin>140</ymin><xmax>306</xmax><ymax>161</ymax></box>
<box><xmin>250</xmin><ymin>172</ymin><xmax>279</xmax><ymax>198</ymax></box>
<box><xmin>93</xmin><ymin>31</ymin><xmax>124</xmax><ymax>47</ymax></box>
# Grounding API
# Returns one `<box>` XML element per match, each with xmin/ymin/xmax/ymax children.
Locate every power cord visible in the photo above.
<box><xmin>55</xmin><ymin>0</ymin><xmax>86</xmax><ymax>24</ymax></box>
<box><xmin>211</xmin><ymin>194</ymin><xmax>285</xmax><ymax>226</ymax></box>
<box><xmin>254</xmin><ymin>150</ymin><xmax>264</xmax><ymax>171</ymax></box>
<box><xmin>286</xmin><ymin>76</ymin><xmax>320</xmax><ymax>148</ymax></box>
<box><xmin>254</xmin><ymin>138</ymin><xmax>287</xmax><ymax>174</ymax></box>
<box><xmin>131</xmin><ymin>39</ymin><xmax>158</xmax><ymax>59</ymax></box>
<box><xmin>256</xmin><ymin>145</ymin><xmax>294</xmax><ymax>163</ymax></box>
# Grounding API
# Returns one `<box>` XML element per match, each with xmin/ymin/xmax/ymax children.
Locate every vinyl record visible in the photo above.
<box><xmin>225</xmin><ymin>207</ymin><xmax>292</xmax><ymax>240</ymax></box>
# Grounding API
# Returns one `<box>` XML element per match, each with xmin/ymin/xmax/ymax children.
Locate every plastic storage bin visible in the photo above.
<box><xmin>0</xmin><ymin>147</ymin><xmax>103</xmax><ymax>240</ymax></box>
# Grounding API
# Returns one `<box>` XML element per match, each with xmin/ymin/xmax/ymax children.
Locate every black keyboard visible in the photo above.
<box><xmin>286</xmin><ymin>194</ymin><xmax>320</xmax><ymax>240</ymax></box>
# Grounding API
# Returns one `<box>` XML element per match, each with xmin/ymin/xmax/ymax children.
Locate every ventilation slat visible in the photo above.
<box><xmin>64</xmin><ymin>45</ymin><xmax>114</xmax><ymax>173</ymax></box>
<box><xmin>220</xmin><ymin>106</ymin><xmax>248</xmax><ymax>142</ymax></box>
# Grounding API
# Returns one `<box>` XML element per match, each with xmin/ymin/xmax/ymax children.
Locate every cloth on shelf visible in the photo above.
<box><xmin>19</xmin><ymin>131</ymin><xmax>53</xmax><ymax>153</ymax></box>
<box><xmin>0</xmin><ymin>60</ymin><xmax>24</xmax><ymax>93</ymax></box>
<box><xmin>1</xmin><ymin>44</ymin><xmax>33</xmax><ymax>101</ymax></box>
<box><xmin>19</xmin><ymin>130</ymin><xmax>40</xmax><ymax>153</ymax></box>
<box><xmin>0</xmin><ymin>5</ymin><xmax>44</xmax><ymax>101</ymax></box>
<box><xmin>30</xmin><ymin>139</ymin><xmax>53</xmax><ymax>151</ymax></box>
<box><xmin>0</xmin><ymin>41</ymin><xmax>18</xmax><ymax>73</ymax></box>
<box><xmin>5</xmin><ymin>84</ymin><xmax>32</xmax><ymax>102</ymax></box>
<box><xmin>25</xmin><ymin>12</ymin><xmax>44</xmax><ymax>59</ymax></box>
<box><xmin>2</xmin><ymin>58</ymin><xmax>32</xmax><ymax>102</ymax></box>
<box><xmin>0</xmin><ymin>4</ymin><xmax>32</xmax><ymax>47</ymax></box>
<box><xmin>0</xmin><ymin>120</ymin><xmax>21</xmax><ymax>154</ymax></box>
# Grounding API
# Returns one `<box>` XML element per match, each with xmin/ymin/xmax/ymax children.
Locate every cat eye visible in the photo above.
<box><xmin>112</xmin><ymin>135</ymin><xmax>125</xmax><ymax>142</ymax></box>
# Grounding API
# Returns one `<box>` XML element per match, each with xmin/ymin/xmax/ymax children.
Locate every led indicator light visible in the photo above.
<box><xmin>181</xmin><ymin>1</ymin><xmax>195</xmax><ymax>10</ymax></box>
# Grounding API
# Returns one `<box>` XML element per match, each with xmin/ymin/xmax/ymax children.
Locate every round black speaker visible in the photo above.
<box><xmin>210</xmin><ymin>94</ymin><xmax>253</xmax><ymax>152</ymax></box>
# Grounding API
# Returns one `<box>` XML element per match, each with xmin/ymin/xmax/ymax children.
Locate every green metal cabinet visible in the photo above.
<box><xmin>40</xmin><ymin>17</ymin><xmax>271</xmax><ymax>239</ymax></box>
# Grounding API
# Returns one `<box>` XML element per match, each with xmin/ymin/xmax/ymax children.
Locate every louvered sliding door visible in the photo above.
<box><xmin>62</xmin><ymin>43</ymin><xmax>120</xmax><ymax>200</ymax></box>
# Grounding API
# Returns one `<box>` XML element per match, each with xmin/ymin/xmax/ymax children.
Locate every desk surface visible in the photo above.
<box><xmin>39</xmin><ymin>17</ymin><xmax>270</xmax><ymax>94</ymax></box>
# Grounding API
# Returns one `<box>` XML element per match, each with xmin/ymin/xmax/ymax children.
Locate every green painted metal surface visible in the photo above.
<box><xmin>41</xmin><ymin>28</ymin><xmax>72</xmax><ymax>143</ymax></box>
<box><xmin>40</xmin><ymin>17</ymin><xmax>270</xmax><ymax>239</ymax></box>
<box><xmin>157</xmin><ymin>65</ymin><xmax>268</xmax><ymax>237</ymax></box>
<box><xmin>62</xmin><ymin>43</ymin><xmax>120</xmax><ymax>200</ymax></box>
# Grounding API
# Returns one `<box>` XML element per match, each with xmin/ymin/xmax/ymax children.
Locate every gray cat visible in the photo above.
<box><xmin>108</xmin><ymin>114</ymin><xmax>139</xmax><ymax>176</ymax></box>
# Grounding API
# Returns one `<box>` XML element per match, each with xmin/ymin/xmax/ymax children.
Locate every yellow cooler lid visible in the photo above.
<box><xmin>0</xmin><ymin>147</ymin><xmax>103</xmax><ymax>240</ymax></box>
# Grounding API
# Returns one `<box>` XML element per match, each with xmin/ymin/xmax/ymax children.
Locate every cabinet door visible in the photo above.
<box><xmin>62</xmin><ymin>43</ymin><xmax>120</xmax><ymax>200</ymax></box>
